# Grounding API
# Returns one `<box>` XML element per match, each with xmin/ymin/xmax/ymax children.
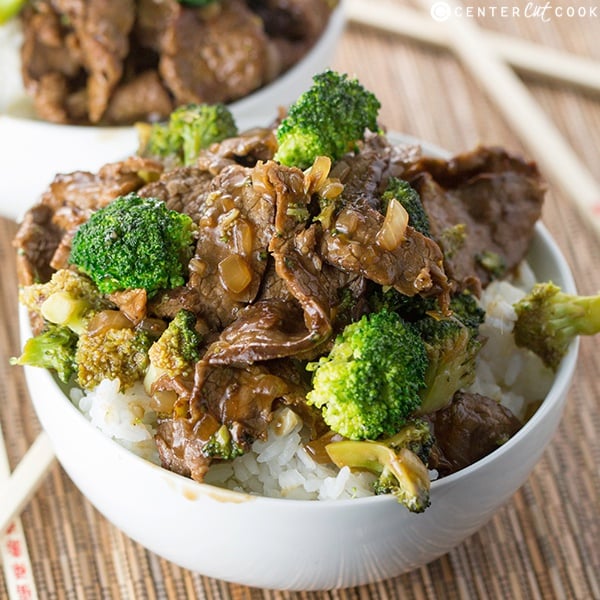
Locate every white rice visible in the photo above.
<box><xmin>74</xmin><ymin>265</ymin><xmax>555</xmax><ymax>500</ymax></box>
<box><xmin>204</xmin><ymin>407</ymin><xmax>378</xmax><ymax>500</ymax></box>
<box><xmin>72</xmin><ymin>379</ymin><xmax>160</xmax><ymax>464</ymax></box>
<box><xmin>467</xmin><ymin>261</ymin><xmax>554</xmax><ymax>419</ymax></box>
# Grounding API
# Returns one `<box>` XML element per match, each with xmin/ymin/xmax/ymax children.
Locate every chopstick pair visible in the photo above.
<box><xmin>0</xmin><ymin>425</ymin><xmax>53</xmax><ymax>599</ymax></box>
<box><xmin>346</xmin><ymin>0</ymin><xmax>600</xmax><ymax>237</ymax></box>
<box><xmin>0</xmin><ymin>432</ymin><xmax>55</xmax><ymax>538</ymax></box>
<box><xmin>345</xmin><ymin>0</ymin><xmax>600</xmax><ymax>94</ymax></box>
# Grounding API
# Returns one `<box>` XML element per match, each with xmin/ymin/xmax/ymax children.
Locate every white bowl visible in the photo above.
<box><xmin>19</xmin><ymin>219</ymin><xmax>578</xmax><ymax>591</ymax></box>
<box><xmin>0</xmin><ymin>3</ymin><xmax>346</xmax><ymax>217</ymax></box>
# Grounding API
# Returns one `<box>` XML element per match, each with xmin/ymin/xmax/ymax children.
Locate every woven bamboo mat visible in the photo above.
<box><xmin>1</xmin><ymin>1</ymin><xmax>600</xmax><ymax>598</ymax></box>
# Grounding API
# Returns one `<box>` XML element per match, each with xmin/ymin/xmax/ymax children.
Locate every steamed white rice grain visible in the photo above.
<box><xmin>70</xmin><ymin>260</ymin><xmax>555</xmax><ymax>499</ymax></box>
<box><xmin>74</xmin><ymin>379</ymin><xmax>160</xmax><ymax>464</ymax></box>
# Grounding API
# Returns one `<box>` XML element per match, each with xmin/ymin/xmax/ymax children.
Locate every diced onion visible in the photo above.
<box><xmin>376</xmin><ymin>198</ymin><xmax>409</xmax><ymax>251</ymax></box>
<box><xmin>233</xmin><ymin>219</ymin><xmax>254</xmax><ymax>256</ymax></box>
<box><xmin>335</xmin><ymin>209</ymin><xmax>359</xmax><ymax>235</ymax></box>
<box><xmin>319</xmin><ymin>180</ymin><xmax>344</xmax><ymax>200</ymax></box>
<box><xmin>218</xmin><ymin>254</ymin><xmax>252</xmax><ymax>294</ymax></box>
<box><xmin>304</xmin><ymin>156</ymin><xmax>331</xmax><ymax>194</ymax></box>
<box><xmin>87</xmin><ymin>310</ymin><xmax>134</xmax><ymax>335</ymax></box>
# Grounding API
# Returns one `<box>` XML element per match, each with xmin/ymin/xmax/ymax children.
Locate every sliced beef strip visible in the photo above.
<box><xmin>51</xmin><ymin>0</ymin><xmax>136</xmax><ymax>123</ymax></box>
<box><xmin>13</xmin><ymin>205</ymin><xmax>63</xmax><ymax>288</ymax></box>
<box><xmin>134</xmin><ymin>0</ymin><xmax>181</xmax><ymax>53</ymax></box>
<box><xmin>330</xmin><ymin>133</ymin><xmax>423</xmax><ymax>210</ymax></box>
<box><xmin>139</xmin><ymin>127</ymin><xmax>279</xmax><ymax>220</ymax></box>
<box><xmin>138</xmin><ymin>165</ymin><xmax>215</xmax><ymax>222</ymax></box>
<box><xmin>155</xmin><ymin>414</ymin><xmax>214</xmax><ymax>482</ymax></box>
<box><xmin>42</xmin><ymin>156</ymin><xmax>163</xmax><ymax>215</ymax></box>
<box><xmin>147</xmin><ymin>286</ymin><xmax>205</xmax><ymax>321</ymax></box>
<box><xmin>320</xmin><ymin>201</ymin><xmax>450</xmax><ymax>307</ymax></box>
<box><xmin>103</xmin><ymin>70</ymin><xmax>173</xmax><ymax>125</ymax></box>
<box><xmin>264</xmin><ymin>164</ymin><xmax>335</xmax><ymax>343</ymax></box>
<box><xmin>196</xmin><ymin>127</ymin><xmax>279</xmax><ymax>176</ymax></box>
<box><xmin>205</xmin><ymin>161</ymin><xmax>362</xmax><ymax>365</ymax></box>
<box><xmin>155</xmin><ymin>361</ymin><xmax>290</xmax><ymax>482</ymax></box>
<box><xmin>158</xmin><ymin>0</ymin><xmax>271</xmax><ymax>106</ymax></box>
<box><xmin>427</xmin><ymin>390</ymin><xmax>523</xmax><ymax>476</ymax></box>
<box><xmin>247</xmin><ymin>0</ymin><xmax>334</xmax><ymax>73</ymax></box>
<box><xmin>204</xmin><ymin>299</ymin><xmax>311</xmax><ymax>365</ymax></box>
<box><xmin>405</xmin><ymin>146</ymin><xmax>545</xmax><ymax>292</ymax></box>
<box><xmin>186</xmin><ymin>164</ymin><xmax>276</xmax><ymax>329</ymax></box>
<box><xmin>20</xmin><ymin>2</ymin><xmax>83</xmax><ymax>123</ymax></box>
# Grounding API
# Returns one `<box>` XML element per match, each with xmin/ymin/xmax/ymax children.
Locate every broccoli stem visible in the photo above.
<box><xmin>326</xmin><ymin>440</ymin><xmax>431</xmax><ymax>512</ymax></box>
<box><xmin>41</xmin><ymin>291</ymin><xmax>91</xmax><ymax>334</ymax></box>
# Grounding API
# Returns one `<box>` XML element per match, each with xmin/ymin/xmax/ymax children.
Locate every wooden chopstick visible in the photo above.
<box><xmin>409</xmin><ymin>0</ymin><xmax>600</xmax><ymax>238</ymax></box>
<box><xmin>0</xmin><ymin>432</ymin><xmax>55</xmax><ymax>537</ymax></box>
<box><xmin>0</xmin><ymin>426</ymin><xmax>48</xmax><ymax>599</ymax></box>
<box><xmin>345</xmin><ymin>0</ymin><xmax>600</xmax><ymax>94</ymax></box>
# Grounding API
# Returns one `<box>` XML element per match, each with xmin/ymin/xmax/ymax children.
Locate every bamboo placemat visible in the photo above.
<box><xmin>2</xmin><ymin>1</ymin><xmax>600</xmax><ymax>598</ymax></box>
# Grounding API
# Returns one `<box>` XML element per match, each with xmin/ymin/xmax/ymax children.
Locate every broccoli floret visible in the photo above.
<box><xmin>449</xmin><ymin>290</ymin><xmax>486</xmax><ymax>334</ymax></box>
<box><xmin>202</xmin><ymin>424</ymin><xmax>244</xmax><ymax>460</ymax></box>
<box><xmin>368</xmin><ymin>285</ymin><xmax>438</xmax><ymax>321</ymax></box>
<box><xmin>10</xmin><ymin>324</ymin><xmax>78</xmax><ymax>383</ymax></box>
<box><xmin>69</xmin><ymin>194</ymin><xmax>196</xmax><ymax>297</ymax></box>
<box><xmin>413</xmin><ymin>297</ymin><xmax>484</xmax><ymax>415</ymax></box>
<box><xmin>513</xmin><ymin>281</ymin><xmax>600</xmax><ymax>371</ymax></box>
<box><xmin>147</xmin><ymin>309</ymin><xmax>202</xmax><ymax>380</ymax></box>
<box><xmin>306</xmin><ymin>310</ymin><xmax>429</xmax><ymax>440</ymax></box>
<box><xmin>76</xmin><ymin>327</ymin><xmax>153</xmax><ymax>390</ymax></box>
<box><xmin>140</xmin><ymin>103</ymin><xmax>238</xmax><ymax>166</ymax></box>
<box><xmin>18</xmin><ymin>269</ymin><xmax>109</xmax><ymax>334</ymax></box>
<box><xmin>382</xmin><ymin>177</ymin><xmax>431</xmax><ymax>237</ymax></box>
<box><xmin>325</xmin><ymin>420</ymin><xmax>433</xmax><ymax>512</ymax></box>
<box><xmin>274</xmin><ymin>70</ymin><xmax>381</xmax><ymax>169</ymax></box>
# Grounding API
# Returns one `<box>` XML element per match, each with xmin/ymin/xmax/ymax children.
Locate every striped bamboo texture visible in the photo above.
<box><xmin>1</xmin><ymin>1</ymin><xmax>599</xmax><ymax>597</ymax></box>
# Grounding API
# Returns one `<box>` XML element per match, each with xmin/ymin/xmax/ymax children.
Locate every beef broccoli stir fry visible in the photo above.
<box><xmin>14</xmin><ymin>71</ymin><xmax>598</xmax><ymax>512</ymax></box>
<box><xmin>16</xmin><ymin>0</ymin><xmax>337</xmax><ymax>125</ymax></box>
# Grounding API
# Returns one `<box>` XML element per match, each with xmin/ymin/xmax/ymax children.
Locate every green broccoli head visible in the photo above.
<box><xmin>413</xmin><ymin>297</ymin><xmax>484</xmax><ymax>415</ymax></box>
<box><xmin>449</xmin><ymin>290</ymin><xmax>486</xmax><ymax>335</ymax></box>
<box><xmin>274</xmin><ymin>70</ymin><xmax>381</xmax><ymax>169</ymax></box>
<box><xmin>148</xmin><ymin>309</ymin><xmax>203</xmax><ymax>380</ymax></box>
<box><xmin>325</xmin><ymin>420</ymin><xmax>433</xmax><ymax>512</ymax></box>
<box><xmin>306</xmin><ymin>310</ymin><xmax>429</xmax><ymax>440</ymax></box>
<box><xmin>10</xmin><ymin>324</ymin><xmax>78</xmax><ymax>383</ymax></box>
<box><xmin>382</xmin><ymin>177</ymin><xmax>431</xmax><ymax>237</ymax></box>
<box><xmin>142</xmin><ymin>103</ymin><xmax>238</xmax><ymax>166</ymax></box>
<box><xmin>513</xmin><ymin>281</ymin><xmax>600</xmax><ymax>371</ymax></box>
<box><xmin>75</xmin><ymin>326</ymin><xmax>153</xmax><ymax>390</ymax></box>
<box><xmin>69</xmin><ymin>194</ymin><xmax>196</xmax><ymax>297</ymax></box>
<box><xmin>368</xmin><ymin>285</ymin><xmax>438</xmax><ymax>321</ymax></box>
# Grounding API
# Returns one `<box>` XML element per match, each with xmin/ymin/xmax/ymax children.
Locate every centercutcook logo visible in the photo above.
<box><xmin>430</xmin><ymin>2</ymin><xmax>599</xmax><ymax>22</ymax></box>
